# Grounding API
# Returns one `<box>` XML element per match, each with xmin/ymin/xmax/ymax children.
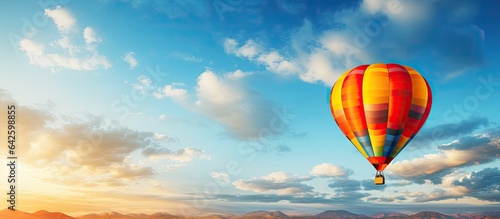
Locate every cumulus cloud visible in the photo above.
<box><xmin>453</xmin><ymin>167</ymin><xmax>500</xmax><ymax>202</ymax></box>
<box><xmin>83</xmin><ymin>27</ymin><xmax>102</xmax><ymax>46</ymax></box>
<box><xmin>123</xmin><ymin>51</ymin><xmax>139</xmax><ymax>69</ymax></box>
<box><xmin>223</xmin><ymin>0</ymin><xmax>486</xmax><ymax>85</ymax></box>
<box><xmin>390</xmin><ymin>126</ymin><xmax>500</xmax><ymax>184</ymax></box>
<box><xmin>130</xmin><ymin>69</ymin><xmax>288</xmax><ymax>140</ymax></box>
<box><xmin>233</xmin><ymin>172</ymin><xmax>314</xmax><ymax>194</ymax></box>
<box><xmin>311</xmin><ymin>163</ymin><xmax>352</xmax><ymax>178</ymax></box>
<box><xmin>20</xmin><ymin>6</ymin><xmax>110</xmax><ymax>71</ymax></box>
<box><xmin>154</xmin><ymin>84</ymin><xmax>189</xmax><ymax>101</ymax></box>
<box><xmin>193</xmin><ymin>70</ymin><xmax>291</xmax><ymax>139</ymax></box>
<box><xmin>45</xmin><ymin>6</ymin><xmax>76</xmax><ymax>33</ymax></box>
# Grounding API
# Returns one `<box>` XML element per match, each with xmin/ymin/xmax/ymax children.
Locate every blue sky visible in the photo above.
<box><xmin>1</xmin><ymin>0</ymin><xmax>500</xmax><ymax>216</ymax></box>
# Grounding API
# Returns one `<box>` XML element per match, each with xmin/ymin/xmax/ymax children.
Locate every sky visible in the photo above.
<box><xmin>0</xmin><ymin>0</ymin><xmax>500</xmax><ymax>217</ymax></box>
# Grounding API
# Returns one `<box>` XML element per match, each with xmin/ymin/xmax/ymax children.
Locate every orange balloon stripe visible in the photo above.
<box><xmin>341</xmin><ymin>65</ymin><xmax>374</xmax><ymax>157</ymax></box>
<box><xmin>414</xmin><ymin>78</ymin><xmax>433</xmax><ymax>135</ymax></box>
<box><xmin>330</xmin><ymin>70</ymin><xmax>369</xmax><ymax>158</ymax></box>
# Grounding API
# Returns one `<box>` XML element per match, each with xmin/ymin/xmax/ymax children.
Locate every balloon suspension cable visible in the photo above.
<box><xmin>376</xmin><ymin>171</ymin><xmax>384</xmax><ymax>177</ymax></box>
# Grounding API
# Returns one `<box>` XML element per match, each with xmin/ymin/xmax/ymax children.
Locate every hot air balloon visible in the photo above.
<box><xmin>329</xmin><ymin>63</ymin><xmax>432</xmax><ymax>185</ymax></box>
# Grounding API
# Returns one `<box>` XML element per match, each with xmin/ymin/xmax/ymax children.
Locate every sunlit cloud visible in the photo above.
<box><xmin>20</xmin><ymin>6</ymin><xmax>111</xmax><ymax>71</ymax></box>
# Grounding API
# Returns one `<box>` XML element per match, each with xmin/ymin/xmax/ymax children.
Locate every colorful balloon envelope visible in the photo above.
<box><xmin>329</xmin><ymin>63</ymin><xmax>432</xmax><ymax>184</ymax></box>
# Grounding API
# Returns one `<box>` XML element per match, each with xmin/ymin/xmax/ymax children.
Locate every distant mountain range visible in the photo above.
<box><xmin>1</xmin><ymin>209</ymin><xmax>498</xmax><ymax>219</ymax></box>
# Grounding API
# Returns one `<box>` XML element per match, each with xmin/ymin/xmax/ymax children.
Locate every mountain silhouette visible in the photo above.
<box><xmin>33</xmin><ymin>210</ymin><xmax>75</xmax><ymax>219</ymax></box>
<box><xmin>0</xmin><ymin>209</ymin><xmax>42</xmax><ymax>219</ymax></box>
<box><xmin>238</xmin><ymin>210</ymin><xmax>288</xmax><ymax>218</ymax></box>
<box><xmin>371</xmin><ymin>213</ymin><xmax>408</xmax><ymax>218</ymax></box>
<box><xmin>315</xmin><ymin>210</ymin><xmax>370</xmax><ymax>219</ymax></box>
<box><xmin>1</xmin><ymin>209</ymin><xmax>499</xmax><ymax>219</ymax></box>
<box><xmin>407</xmin><ymin>211</ymin><xmax>455</xmax><ymax>219</ymax></box>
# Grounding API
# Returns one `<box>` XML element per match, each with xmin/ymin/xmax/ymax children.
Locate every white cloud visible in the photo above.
<box><xmin>224</xmin><ymin>38</ymin><xmax>297</xmax><ymax>75</ymax></box>
<box><xmin>152</xmin><ymin>69</ymin><xmax>290</xmax><ymax>139</ymax></box>
<box><xmin>44</xmin><ymin>6</ymin><xmax>76</xmax><ymax>33</ymax></box>
<box><xmin>311</xmin><ymin>163</ymin><xmax>351</xmax><ymax>178</ymax></box>
<box><xmin>123</xmin><ymin>51</ymin><xmax>139</xmax><ymax>69</ymax></box>
<box><xmin>159</xmin><ymin>114</ymin><xmax>168</xmax><ymax>120</ymax></box>
<box><xmin>390</xmin><ymin>150</ymin><xmax>474</xmax><ymax>178</ymax></box>
<box><xmin>211</xmin><ymin>172</ymin><xmax>231</xmax><ymax>184</ymax></box>
<box><xmin>142</xmin><ymin>147</ymin><xmax>211</xmax><ymax>162</ymax></box>
<box><xmin>154</xmin><ymin>84</ymin><xmax>189</xmax><ymax>101</ymax></box>
<box><xmin>195</xmin><ymin>70</ymin><xmax>244</xmax><ymax>106</ymax></box>
<box><xmin>132</xmin><ymin>75</ymin><xmax>154</xmax><ymax>93</ymax></box>
<box><xmin>299</xmin><ymin>49</ymin><xmax>339</xmax><ymax>86</ymax></box>
<box><xmin>19</xmin><ymin>39</ymin><xmax>111</xmax><ymax>71</ymax></box>
<box><xmin>256</xmin><ymin>51</ymin><xmax>298</xmax><ymax>74</ymax></box>
<box><xmin>193</xmin><ymin>70</ymin><xmax>289</xmax><ymax>139</ymax></box>
<box><xmin>154</xmin><ymin>133</ymin><xmax>172</xmax><ymax>142</ymax></box>
<box><xmin>225</xmin><ymin>69</ymin><xmax>252</xmax><ymax>80</ymax></box>
<box><xmin>55</xmin><ymin>36</ymin><xmax>79</xmax><ymax>55</ymax></box>
<box><xmin>223</xmin><ymin>38</ymin><xmax>262</xmax><ymax>59</ymax></box>
<box><xmin>20</xmin><ymin>7</ymin><xmax>111</xmax><ymax>72</ymax></box>
<box><xmin>390</xmin><ymin>133</ymin><xmax>499</xmax><ymax>183</ymax></box>
<box><xmin>223</xmin><ymin>0</ymin><xmax>485</xmax><ymax>83</ymax></box>
<box><xmin>237</xmin><ymin>40</ymin><xmax>261</xmax><ymax>59</ymax></box>
<box><xmin>83</xmin><ymin>27</ymin><xmax>102</xmax><ymax>46</ymax></box>
<box><xmin>233</xmin><ymin>172</ymin><xmax>314</xmax><ymax>194</ymax></box>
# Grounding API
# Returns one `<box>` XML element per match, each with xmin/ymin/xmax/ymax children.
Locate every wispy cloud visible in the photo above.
<box><xmin>123</xmin><ymin>51</ymin><xmax>139</xmax><ymax>69</ymax></box>
<box><xmin>0</xmin><ymin>90</ymin><xmax>204</xmax><ymax>185</ymax></box>
<box><xmin>233</xmin><ymin>172</ymin><xmax>314</xmax><ymax>194</ymax></box>
<box><xmin>169</xmin><ymin>51</ymin><xmax>202</xmax><ymax>62</ymax></box>
<box><xmin>413</xmin><ymin>116</ymin><xmax>490</xmax><ymax>146</ymax></box>
<box><xmin>223</xmin><ymin>0</ymin><xmax>486</xmax><ymax>84</ymax></box>
<box><xmin>142</xmin><ymin>147</ymin><xmax>211</xmax><ymax>162</ymax></box>
<box><xmin>20</xmin><ymin>6</ymin><xmax>110</xmax><ymax>71</ymax></box>
<box><xmin>211</xmin><ymin>172</ymin><xmax>231</xmax><ymax>184</ymax></box>
<box><xmin>224</xmin><ymin>38</ymin><xmax>299</xmax><ymax>75</ymax></box>
<box><xmin>132</xmin><ymin>75</ymin><xmax>154</xmax><ymax>93</ymax></box>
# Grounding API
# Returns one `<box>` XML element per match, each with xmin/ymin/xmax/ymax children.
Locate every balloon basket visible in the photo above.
<box><xmin>374</xmin><ymin>176</ymin><xmax>385</xmax><ymax>185</ymax></box>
